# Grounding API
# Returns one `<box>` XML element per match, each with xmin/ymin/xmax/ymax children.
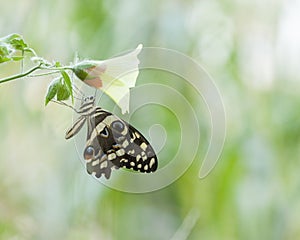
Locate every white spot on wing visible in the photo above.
<box><xmin>135</xmin><ymin>132</ymin><xmax>140</xmax><ymax>138</ymax></box>
<box><xmin>116</xmin><ymin>149</ymin><xmax>125</xmax><ymax>156</ymax></box>
<box><xmin>130</xmin><ymin>132</ymin><xmax>136</xmax><ymax>143</ymax></box>
<box><xmin>149</xmin><ymin>158</ymin><xmax>155</xmax><ymax>168</ymax></box>
<box><xmin>101</xmin><ymin>154</ymin><xmax>108</xmax><ymax>161</ymax></box>
<box><xmin>122</xmin><ymin>139</ymin><xmax>129</xmax><ymax>148</ymax></box>
<box><xmin>100</xmin><ymin>161</ymin><xmax>108</xmax><ymax>168</ymax></box>
<box><xmin>108</xmin><ymin>153</ymin><xmax>116</xmax><ymax>161</ymax></box>
<box><xmin>92</xmin><ymin>159</ymin><xmax>100</xmax><ymax>166</ymax></box>
<box><xmin>128</xmin><ymin>149</ymin><xmax>135</xmax><ymax>155</ymax></box>
<box><xmin>120</xmin><ymin>158</ymin><xmax>128</xmax><ymax>163</ymax></box>
<box><xmin>141</xmin><ymin>152</ymin><xmax>147</xmax><ymax>161</ymax></box>
<box><xmin>140</xmin><ymin>142</ymin><xmax>147</xmax><ymax>151</ymax></box>
<box><xmin>130</xmin><ymin>162</ymin><xmax>135</xmax><ymax>166</ymax></box>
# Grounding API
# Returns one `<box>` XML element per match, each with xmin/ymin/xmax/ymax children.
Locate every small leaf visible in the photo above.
<box><xmin>0</xmin><ymin>34</ymin><xmax>29</xmax><ymax>64</ymax></box>
<box><xmin>0</xmin><ymin>56</ymin><xmax>11</xmax><ymax>63</ymax></box>
<box><xmin>0</xmin><ymin>43</ymin><xmax>13</xmax><ymax>63</ymax></box>
<box><xmin>0</xmin><ymin>43</ymin><xmax>12</xmax><ymax>55</ymax></box>
<box><xmin>45</xmin><ymin>77</ymin><xmax>60</xmax><ymax>106</ymax></box>
<box><xmin>0</xmin><ymin>33</ymin><xmax>28</xmax><ymax>52</ymax></box>
<box><xmin>57</xmin><ymin>83</ymin><xmax>70</xmax><ymax>101</ymax></box>
<box><xmin>61</xmin><ymin>71</ymin><xmax>74</xmax><ymax>103</ymax></box>
<box><xmin>55</xmin><ymin>61</ymin><xmax>61</xmax><ymax>67</ymax></box>
<box><xmin>11</xmin><ymin>56</ymin><xmax>24</xmax><ymax>61</ymax></box>
<box><xmin>0</xmin><ymin>33</ymin><xmax>22</xmax><ymax>44</ymax></box>
<box><xmin>10</xmin><ymin>38</ymin><xmax>28</xmax><ymax>51</ymax></box>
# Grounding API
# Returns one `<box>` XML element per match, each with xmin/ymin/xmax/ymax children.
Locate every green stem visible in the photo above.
<box><xmin>0</xmin><ymin>64</ymin><xmax>74</xmax><ymax>84</ymax></box>
<box><xmin>41</xmin><ymin>66</ymin><xmax>74</xmax><ymax>71</ymax></box>
<box><xmin>28</xmin><ymin>70</ymin><xmax>61</xmax><ymax>77</ymax></box>
<box><xmin>0</xmin><ymin>64</ymin><xmax>42</xmax><ymax>84</ymax></box>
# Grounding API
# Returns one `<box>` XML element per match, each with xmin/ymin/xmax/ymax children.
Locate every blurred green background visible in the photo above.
<box><xmin>1</xmin><ymin>0</ymin><xmax>300</xmax><ymax>239</ymax></box>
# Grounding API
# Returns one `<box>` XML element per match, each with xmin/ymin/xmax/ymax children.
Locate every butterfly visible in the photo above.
<box><xmin>65</xmin><ymin>96</ymin><xmax>158</xmax><ymax>179</ymax></box>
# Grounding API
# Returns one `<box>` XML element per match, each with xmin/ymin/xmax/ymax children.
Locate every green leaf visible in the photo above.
<box><xmin>0</xmin><ymin>54</ymin><xmax>11</xmax><ymax>63</ymax></box>
<box><xmin>0</xmin><ymin>34</ymin><xmax>28</xmax><ymax>63</ymax></box>
<box><xmin>55</xmin><ymin>61</ymin><xmax>61</xmax><ymax>67</ymax></box>
<box><xmin>0</xmin><ymin>33</ymin><xmax>28</xmax><ymax>51</ymax></box>
<box><xmin>57</xmin><ymin>83</ymin><xmax>70</xmax><ymax>101</ymax></box>
<box><xmin>0</xmin><ymin>33</ymin><xmax>22</xmax><ymax>44</ymax></box>
<box><xmin>0</xmin><ymin>43</ymin><xmax>12</xmax><ymax>55</ymax></box>
<box><xmin>0</xmin><ymin>43</ymin><xmax>13</xmax><ymax>63</ymax></box>
<box><xmin>11</xmin><ymin>56</ymin><xmax>24</xmax><ymax>61</ymax></box>
<box><xmin>45</xmin><ymin>77</ymin><xmax>60</xmax><ymax>106</ymax></box>
<box><xmin>45</xmin><ymin>76</ymin><xmax>71</xmax><ymax>105</ymax></box>
<box><xmin>0</xmin><ymin>56</ymin><xmax>11</xmax><ymax>63</ymax></box>
<box><xmin>10</xmin><ymin>38</ymin><xmax>28</xmax><ymax>51</ymax></box>
<box><xmin>61</xmin><ymin>71</ymin><xmax>73</xmax><ymax>103</ymax></box>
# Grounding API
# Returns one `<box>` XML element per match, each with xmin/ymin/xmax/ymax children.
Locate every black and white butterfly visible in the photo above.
<box><xmin>64</xmin><ymin>96</ymin><xmax>158</xmax><ymax>179</ymax></box>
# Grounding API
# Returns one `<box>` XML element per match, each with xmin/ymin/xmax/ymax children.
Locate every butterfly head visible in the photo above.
<box><xmin>82</xmin><ymin>95</ymin><xmax>95</xmax><ymax>104</ymax></box>
<box><xmin>78</xmin><ymin>95</ymin><xmax>96</xmax><ymax>113</ymax></box>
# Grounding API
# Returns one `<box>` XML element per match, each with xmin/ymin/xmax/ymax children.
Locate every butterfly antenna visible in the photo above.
<box><xmin>73</xmin><ymin>95</ymin><xmax>82</xmax><ymax>100</ymax></box>
<box><xmin>51</xmin><ymin>99</ymin><xmax>79</xmax><ymax>113</ymax></box>
<box><xmin>73</xmin><ymin>84</ymin><xmax>85</xmax><ymax>97</ymax></box>
<box><xmin>72</xmin><ymin>85</ymin><xmax>85</xmax><ymax>100</ymax></box>
<box><xmin>72</xmin><ymin>86</ymin><xmax>82</xmax><ymax>99</ymax></box>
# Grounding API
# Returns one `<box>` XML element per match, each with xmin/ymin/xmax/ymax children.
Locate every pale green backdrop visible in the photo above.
<box><xmin>1</xmin><ymin>0</ymin><xmax>300</xmax><ymax>239</ymax></box>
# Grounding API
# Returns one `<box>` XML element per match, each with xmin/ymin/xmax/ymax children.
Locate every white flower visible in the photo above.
<box><xmin>73</xmin><ymin>44</ymin><xmax>143</xmax><ymax>113</ymax></box>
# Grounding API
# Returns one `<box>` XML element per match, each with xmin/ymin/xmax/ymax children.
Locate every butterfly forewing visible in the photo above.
<box><xmin>122</xmin><ymin>125</ymin><xmax>158</xmax><ymax>172</ymax></box>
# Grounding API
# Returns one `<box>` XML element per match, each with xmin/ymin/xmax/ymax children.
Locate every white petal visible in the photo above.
<box><xmin>100</xmin><ymin>44</ymin><xmax>142</xmax><ymax>113</ymax></box>
<box><xmin>80</xmin><ymin>44</ymin><xmax>143</xmax><ymax>113</ymax></box>
<box><xmin>101</xmin><ymin>44</ymin><xmax>142</xmax><ymax>86</ymax></box>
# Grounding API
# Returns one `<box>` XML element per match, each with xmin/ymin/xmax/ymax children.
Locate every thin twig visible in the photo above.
<box><xmin>0</xmin><ymin>64</ymin><xmax>42</xmax><ymax>84</ymax></box>
<box><xmin>40</xmin><ymin>65</ymin><xmax>74</xmax><ymax>71</ymax></box>
<box><xmin>28</xmin><ymin>70</ymin><xmax>61</xmax><ymax>77</ymax></box>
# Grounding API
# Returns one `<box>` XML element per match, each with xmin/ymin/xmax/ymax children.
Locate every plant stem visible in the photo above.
<box><xmin>28</xmin><ymin>70</ymin><xmax>61</xmax><ymax>77</ymax></box>
<box><xmin>41</xmin><ymin>66</ymin><xmax>74</xmax><ymax>71</ymax></box>
<box><xmin>0</xmin><ymin>64</ymin><xmax>42</xmax><ymax>84</ymax></box>
<box><xmin>0</xmin><ymin>64</ymin><xmax>74</xmax><ymax>84</ymax></box>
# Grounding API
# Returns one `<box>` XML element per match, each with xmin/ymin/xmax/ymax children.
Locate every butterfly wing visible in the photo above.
<box><xmin>83</xmin><ymin>108</ymin><xmax>158</xmax><ymax>179</ymax></box>
<box><xmin>119</xmin><ymin>124</ymin><xmax>158</xmax><ymax>173</ymax></box>
<box><xmin>65</xmin><ymin>115</ymin><xmax>86</xmax><ymax>139</ymax></box>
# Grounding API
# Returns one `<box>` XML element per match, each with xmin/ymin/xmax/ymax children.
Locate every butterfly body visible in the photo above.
<box><xmin>65</xmin><ymin>96</ymin><xmax>158</xmax><ymax>179</ymax></box>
